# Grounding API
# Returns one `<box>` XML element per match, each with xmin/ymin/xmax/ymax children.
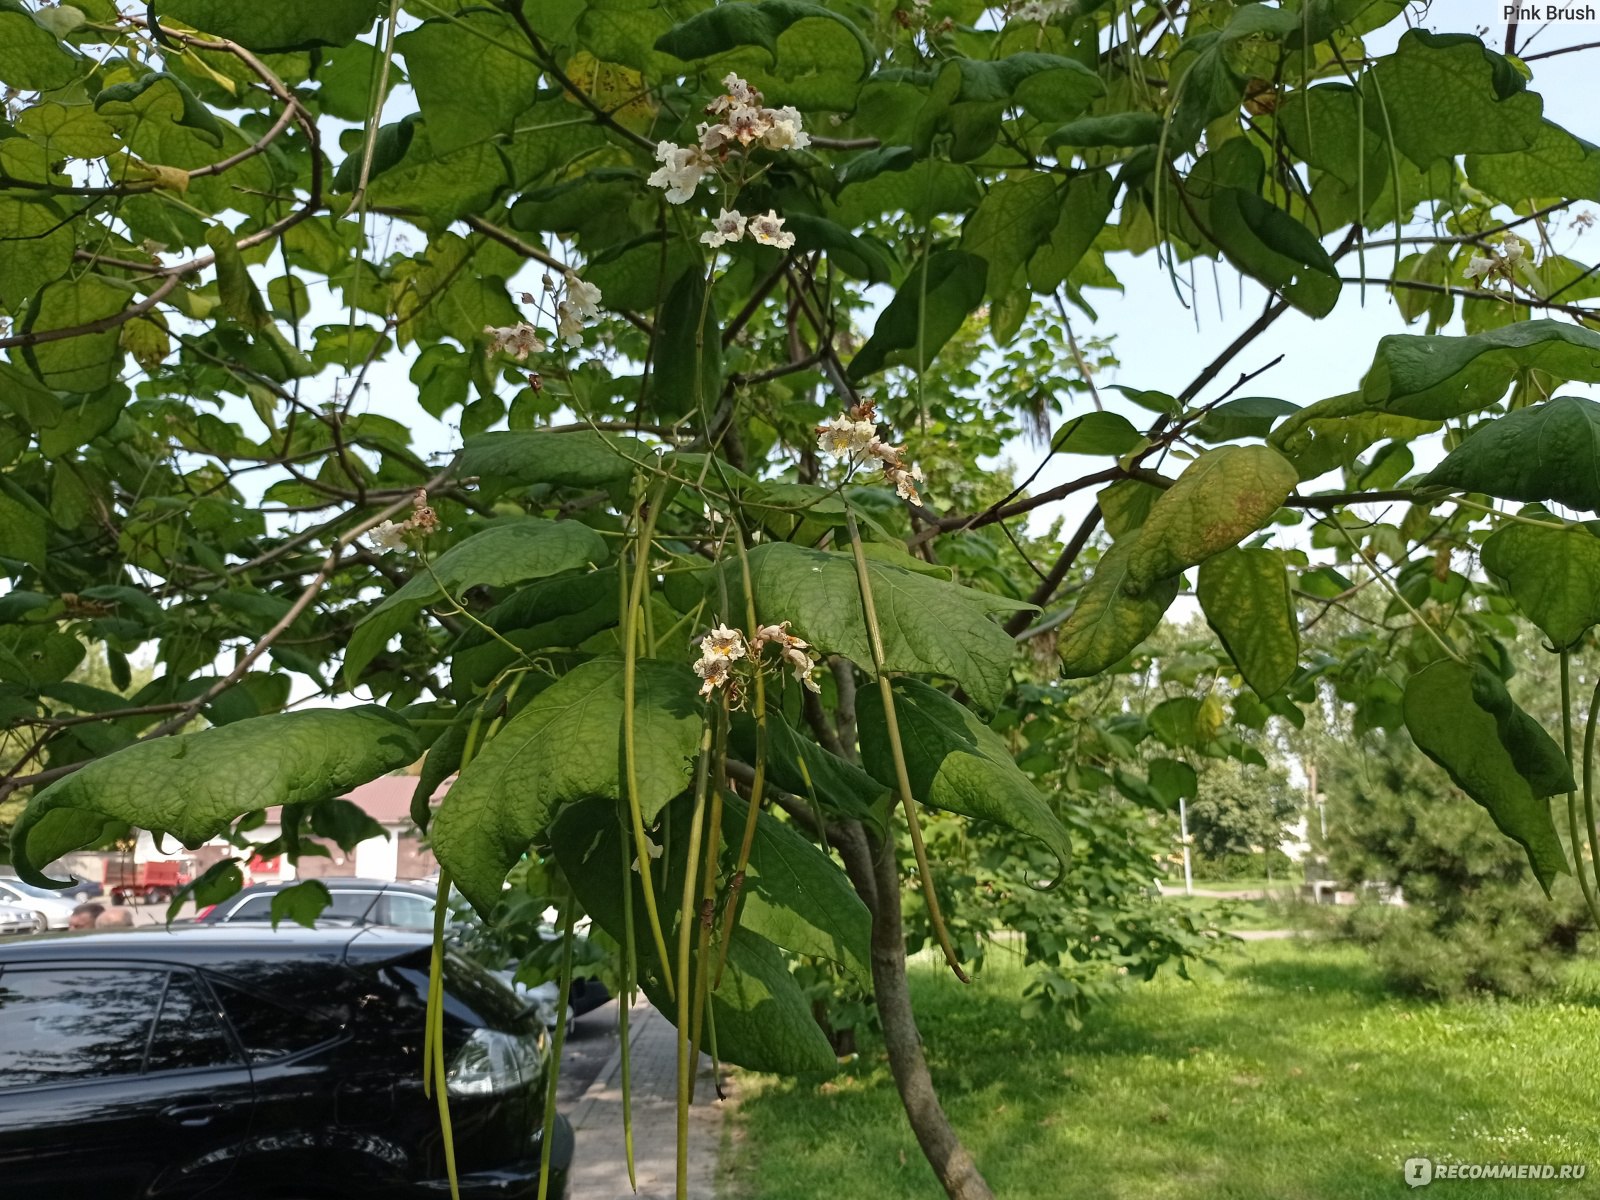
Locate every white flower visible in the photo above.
<box><xmin>701</xmin><ymin>208</ymin><xmax>748</xmax><ymax>248</ymax></box>
<box><xmin>748</xmin><ymin>209</ymin><xmax>796</xmax><ymax>249</ymax></box>
<box><xmin>699</xmin><ymin>623</ymin><xmax>747</xmax><ymax>662</ymax></box>
<box><xmin>1500</xmin><ymin>237</ymin><xmax>1526</xmax><ymax>265</ymax></box>
<box><xmin>753</xmin><ymin>622</ymin><xmax>792</xmax><ymax>650</ymax></box>
<box><xmin>708</xmin><ymin>73</ymin><xmax>761</xmax><ymax>114</ymax></box>
<box><xmin>483</xmin><ymin>321</ymin><xmax>545</xmax><ymax>361</ymax></box>
<box><xmin>1463</xmin><ymin>254</ymin><xmax>1497</xmax><ymax>282</ymax></box>
<box><xmin>816</xmin><ymin>415</ymin><xmax>878</xmax><ymax>461</ymax></box>
<box><xmin>694</xmin><ymin>653</ymin><xmax>732</xmax><ymax>696</ymax></box>
<box><xmin>887</xmin><ymin>463</ymin><xmax>924</xmax><ymax>506</ymax></box>
<box><xmin>646</xmin><ymin>141</ymin><xmax>710</xmax><ymax>204</ymax></box>
<box><xmin>563</xmin><ymin>270</ymin><xmax>602</xmax><ymax>320</ymax></box>
<box><xmin>367</xmin><ymin>519</ymin><xmax>409</xmax><ymax>552</ymax></box>
<box><xmin>1015</xmin><ymin>0</ymin><xmax>1070</xmax><ymax>20</ymax></box>
<box><xmin>631</xmin><ymin>836</ymin><xmax>664</xmax><ymax>873</ymax></box>
<box><xmin>763</xmin><ymin>105</ymin><xmax>810</xmax><ymax>151</ymax></box>
<box><xmin>555</xmin><ymin>301</ymin><xmax>584</xmax><ymax>347</ymax></box>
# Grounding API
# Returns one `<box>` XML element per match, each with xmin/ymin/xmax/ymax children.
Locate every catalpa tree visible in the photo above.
<box><xmin>2</xmin><ymin>2</ymin><xmax>1600</xmax><ymax>1197</ymax></box>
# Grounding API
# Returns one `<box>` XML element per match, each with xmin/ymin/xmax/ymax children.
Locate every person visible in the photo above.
<box><xmin>96</xmin><ymin>905</ymin><xmax>135</xmax><ymax>928</ymax></box>
<box><xmin>68</xmin><ymin>903</ymin><xmax>104</xmax><ymax>930</ymax></box>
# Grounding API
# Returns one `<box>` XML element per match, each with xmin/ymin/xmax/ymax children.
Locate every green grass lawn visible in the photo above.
<box><xmin>722</xmin><ymin>941</ymin><xmax>1600</xmax><ymax>1199</ymax></box>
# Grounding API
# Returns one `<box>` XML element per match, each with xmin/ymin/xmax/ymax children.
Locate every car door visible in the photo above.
<box><xmin>0</xmin><ymin>964</ymin><xmax>256</xmax><ymax>1200</ymax></box>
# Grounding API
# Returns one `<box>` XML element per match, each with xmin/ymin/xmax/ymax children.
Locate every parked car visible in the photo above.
<box><xmin>0</xmin><ymin>878</ymin><xmax>81</xmax><ymax>930</ymax></box>
<box><xmin>198</xmin><ymin>879</ymin><xmax>611</xmax><ymax>1028</ymax></box>
<box><xmin>0</xmin><ymin>902</ymin><xmax>40</xmax><ymax>937</ymax></box>
<box><xmin>0</xmin><ymin>870</ymin><xmax>100</xmax><ymax>904</ymax></box>
<box><xmin>195</xmin><ymin>877</ymin><xmax>446</xmax><ymax>929</ymax></box>
<box><xmin>0</xmin><ymin>923</ymin><xmax>572</xmax><ymax>1198</ymax></box>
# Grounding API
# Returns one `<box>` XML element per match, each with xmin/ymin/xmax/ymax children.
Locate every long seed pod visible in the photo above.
<box><xmin>624</xmin><ymin>482</ymin><xmax>677</xmax><ymax>997</ymax></box>
<box><xmin>714</xmin><ymin>521</ymin><xmax>768</xmax><ymax>989</ymax></box>
<box><xmin>426</xmin><ymin>869</ymin><xmax>460</xmax><ymax>1200</ymax></box>
<box><xmin>537</xmin><ymin>905</ymin><xmax>577</xmax><ymax>1200</ymax></box>
<box><xmin>689</xmin><ymin>706</ymin><xmax>727</xmax><ymax>1097</ymax></box>
<box><xmin>676</xmin><ymin>717</ymin><xmax>714</xmax><ymax>1199</ymax></box>
<box><xmin>845</xmin><ymin>508</ymin><xmax>968</xmax><ymax>983</ymax></box>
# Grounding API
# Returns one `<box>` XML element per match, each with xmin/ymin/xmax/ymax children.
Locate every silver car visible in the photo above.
<box><xmin>0</xmin><ymin>901</ymin><xmax>40</xmax><ymax>936</ymax></box>
<box><xmin>0</xmin><ymin>879</ymin><xmax>79</xmax><ymax>930</ymax></box>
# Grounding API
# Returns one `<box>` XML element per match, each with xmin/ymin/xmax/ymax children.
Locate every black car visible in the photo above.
<box><xmin>0</xmin><ymin>924</ymin><xmax>572</xmax><ymax>1199</ymax></box>
<box><xmin>200</xmin><ymin>879</ymin><xmax>611</xmax><ymax>1024</ymax></box>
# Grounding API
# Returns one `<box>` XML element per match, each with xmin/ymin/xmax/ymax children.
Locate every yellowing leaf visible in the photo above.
<box><xmin>1125</xmin><ymin>446</ymin><xmax>1299</xmax><ymax>594</ymax></box>
<box><xmin>563</xmin><ymin>51</ymin><xmax>657</xmax><ymax>132</ymax></box>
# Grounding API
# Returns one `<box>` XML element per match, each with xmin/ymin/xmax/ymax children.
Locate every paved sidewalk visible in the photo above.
<box><xmin>566</xmin><ymin>995</ymin><xmax>730</xmax><ymax>1199</ymax></box>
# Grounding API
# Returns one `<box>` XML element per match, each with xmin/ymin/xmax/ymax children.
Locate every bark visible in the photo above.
<box><xmin>835</xmin><ymin>821</ymin><xmax>996</xmax><ymax>1200</ymax></box>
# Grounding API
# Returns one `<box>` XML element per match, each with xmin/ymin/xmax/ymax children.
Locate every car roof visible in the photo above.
<box><xmin>0</xmin><ymin>923</ymin><xmax>435</xmax><ymax>970</ymax></box>
<box><xmin>230</xmin><ymin>877</ymin><xmax>438</xmax><ymax>896</ymax></box>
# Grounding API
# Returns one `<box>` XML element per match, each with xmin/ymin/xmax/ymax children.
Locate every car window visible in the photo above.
<box><xmin>0</xmin><ymin>967</ymin><xmax>164</xmax><ymax>1088</ymax></box>
<box><xmin>211</xmin><ymin>981</ymin><xmax>345</xmax><ymax>1062</ymax></box>
<box><xmin>225</xmin><ymin>889</ymin><xmax>376</xmax><ymax>923</ymax></box>
<box><xmin>145</xmin><ymin>972</ymin><xmax>240</xmax><ymax>1074</ymax></box>
<box><xmin>376</xmin><ymin>892</ymin><xmax>435</xmax><ymax>930</ymax></box>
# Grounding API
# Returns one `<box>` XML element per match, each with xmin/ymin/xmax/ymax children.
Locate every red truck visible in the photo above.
<box><xmin>104</xmin><ymin>861</ymin><xmax>190</xmax><ymax>905</ymax></box>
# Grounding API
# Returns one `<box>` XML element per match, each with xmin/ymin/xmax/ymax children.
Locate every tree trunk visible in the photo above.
<box><xmin>834</xmin><ymin>821</ymin><xmax>996</xmax><ymax>1200</ymax></box>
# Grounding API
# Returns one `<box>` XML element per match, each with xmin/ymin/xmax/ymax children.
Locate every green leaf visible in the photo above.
<box><xmin>19</xmin><ymin>275</ymin><xmax>128</xmax><ymax>393</ymax></box>
<box><xmin>0</xmin><ymin>626</ymin><xmax>85</xmax><ymax>687</ymax></box>
<box><xmin>1027</xmin><ymin>169</ymin><xmax>1117</xmax><ymax>293</ymax></box>
<box><xmin>916</xmin><ymin>54</ymin><xmax>1103</xmax><ymax>162</ymax></box>
<box><xmin>307</xmin><ymin>797</ymin><xmax>387</xmax><ymax>853</ymax></box>
<box><xmin>1481</xmin><ymin>522</ymin><xmax>1600</xmax><ymax>650</ymax></box>
<box><xmin>1192</xmin><ymin>396</ymin><xmax>1299</xmax><ymax>443</ymax></box>
<box><xmin>458</xmin><ymin>429</ymin><xmax>646</xmax><ymax>496</ymax></box>
<box><xmin>1467</xmin><ymin>120</ymin><xmax>1600</xmax><ymax>206</ymax></box>
<box><xmin>729</xmin><ymin>711</ymin><xmax>891</xmax><ymax>838</ymax></box>
<box><xmin>1147</xmin><ymin>758</ymin><xmax>1198</xmax><ymax>809</ymax></box>
<box><xmin>733</xmin><ymin>541</ymin><xmax>1033</xmax><ymax>712</ymax></box>
<box><xmin>0</xmin><ymin>2</ymin><xmax>81</xmax><ymax>91</ymax></box>
<box><xmin>94</xmin><ymin>71</ymin><xmax>224</xmax><ymax>152</ymax></box>
<box><xmin>450</xmin><ymin>570</ymin><xmax>622</xmax><ymax>698</ymax></box>
<box><xmin>1203</xmin><ymin>185</ymin><xmax>1341</xmax><ymax>317</ymax></box>
<box><xmin>1358</xmin><ymin>321</ymin><xmax>1600</xmax><ymax>421</ymax></box>
<box><xmin>0</xmin><ymin>196</ymin><xmax>75</xmax><ymax>309</ymax></box>
<box><xmin>1268</xmin><ymin>391</ymin><xmax>1440</xmax><ymax>480</ymax></box>
<box><xmin>550</xmin><ymin>795</ymin><xmax>836</xmax><ymax>1075</ymax></box>
<box><xmin>655</xmin><ymin>0</ymin><xmax>873</xmax><ymax>75</ymax></box>
<box><xmin>848</xmin><ymin>251</ymin><xmax>987</xmax><ymax>381</ymax></box>
<box><xmin>1057</xmin><ymin>538</ymin><xmax>1179</xmax><ymax>678</ymax></box>
<box><xmin>395</xmin><ymin>11</ymin><xmax>542</xmax><ymax>155</ymax></box>
<box><xmin>1421</xmin><ymin>396</ymin><xmax>1600</xmax><ymax>512</ymax></box>
<box><xmin>858</xmin><ymin>678</ymin><xmax>1071</xmax><ymax>873</ymax></box>
<box><xmin>270</xmin><ymin>879</ymin><xmax>332</xmax><ymax>929</ymax></box>
<box><xmin>1051</xmin><ymin>411</ymin><xmax>1140</xmax><ymax>457</ymax></box>
<box><xmin>206</xmin><ymin>225</ymin><xmax>269</xmax><ymax>331</ymax></box>
<box><xmin>11</xmin><ymin>707</ymin><xmax>420</xmax><ymax>888</ymax></box>
<box><xmin>1126</xmin><ymin>446</ymin><xmax>1299</xmax><ymax>593</ymax></box>
<box><xmin>1197</xmin><ymin>548</ymin><xmax>1299</xmax><ymax>698</ymax></box>
<box><xmin>343</xmin><ymin>518</ymin><xmax>608</xmax><ymax>685</ymax></box>
<box><xmin>959</xmin><ymin>175</ymin><xmax>1061</xmax><ymax>300</ymax></box>
<box><xmin>1365</xmin><ymin>31</ymin><xmax>1542</xmax><ymax>169</ymax></box>
<box><xmin>1047</xmin><ymin>112</ymin><xmax>1162</xmax><ymax>149</ymax></box>
<box><xmin>432</xmin><ymin>659</ymin><xmax>702</xmax><ymax>916</ymax></box>
<box><xmin>1402</xmin><ymin>660</ymin><xmax>1571</xmax><ymax>895</ymax></box>
<box><xmin>155</xmin><ymin>0</ymin><xmax>382</xmax><ymax>51</ymax></box>
<box><xmin>781</xmin><ymin>213</ymin><xmax>893</xmax><ymax>284</ymax></box>
<box><xmin>0</xmin><ymin>484</ymin><xmax>47</xmax><ymax>571</ymax></box>
<box><xmin>652</xmin><ymin>267</ymin><xmax>721</xmax><ymax>417</ymax></box>
<box><xmin>831</xmin><ymin>155</ymin><xmax>981</xmax><ymax>227</ymax></box>
<box><xmin>719</xmin><ymin>794</ymin><xmax>871</xmax><ymax>988</ymax></box>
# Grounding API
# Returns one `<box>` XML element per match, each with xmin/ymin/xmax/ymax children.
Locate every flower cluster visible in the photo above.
<box><xmin>1463</xmin><ymin>237</ymin><xmax>1527</xmax><ymax>288</ymax></box>
<box><xmin>1014</xmin><ymin>0</ymin><xmax>1072</xmax><ymax>21</ymax></box>
<box><xmin>368</xmin><ymin>490</ymin><xmax>440</xmax><ymax>553</ymax></box>
<box><xmin>646</xmin><ymin>73</ymin><xmax>805</xmax><ymax>251</ymax></box>
<box><xmin>692</xmin><ymin>619</ymin><xmax>821</xmax><ymax>699</ymax></box>
<box><xmin>815</xmin><ymin>399</ymin><xmax>925</xmax><ymax>506</ymax></box>
<box><xmin>483</xmin><ymin>269</ymin><xmax>603</xmax><ymax>360</ymax></box>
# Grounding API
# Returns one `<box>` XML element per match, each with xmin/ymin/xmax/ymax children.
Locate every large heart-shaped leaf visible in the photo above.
<box><xmin>431</xmin><ymin>658</ymin><xmax>702</xmax><ymax>915</ymax></box>
<box><xmin>343</xmin><ymin>518</ymin><xmax>607</xmax><ymax>685</ymax></box>
<box><xmin>1481</xmin><ymin>522</ymin><xmax>1600</xmax><ymax>649</ymax></box>
<box><xmin>1125</xmin><ymin>446</ymin><xmax>1299</xmax><ymax>593</ymax></box>
<box><xmin>1057</xmin><ymin>538</ymin><xmax>1180</xmax><ymax>678</ymax></box>
<box><xmin>730</xmin><ymin>542</ymin><xmax>1033</xmax><ymax>712</ymax></box>
<box><xmin>1197</xmin><ymin>547</ymin><xmax>1299</xmax><ymax>698</ymax></box>
<box><xmin>1402</xmin><ymin>660</ymin><xmax>1571</xmax><ymax>895</ymax></box>
<box><xmin>719</xmin><ymin>794</ymin><xmax>871</xmax><ymax>988</ymax></box>
<box><xmin>11</xmin><ymin>706</ymin><xmax>420</xmax><ymax>888</ymax></box>
<box><xmin>858</xmin><ymin>678</ymin><xmax>1071</xmax><ymax>874</ymax></box>
<box><xmin>1361</xmin><ymin>322</ymin><xmax>1600</xmax><ymax>420</ymax></box>
<box><xmin>1421</xmin><ymin>396</ymin><xmax>1600</xmax><ymax>512</ymax></box>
